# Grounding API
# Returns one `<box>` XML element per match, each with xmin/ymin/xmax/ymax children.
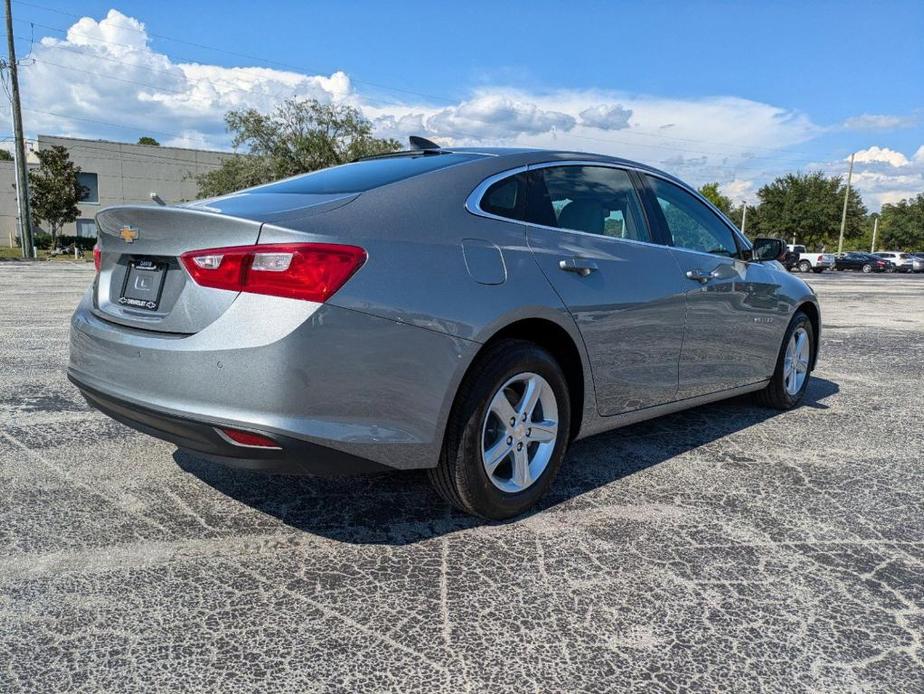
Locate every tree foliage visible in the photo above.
<box><xmin>137</xmin><ymin>136</ymin><xmax>160</xmax><ymax>146</ymax></box>
<box><xmin>753</xmin><ymin>171</ymin><xmax>866</xmax><ymax>250</ymax></box>
<box><xmin>698</xmin><ymin>182</ymin><xmax>733</xmax><ymax>215</ymax></box>
<box><xmin>878</xmin><ymin>194</ymin><xmax>924</xmax><ymax>250</ymax></box>
<box><xmin>0</xmin><ymin>148</ymin><xmax>12</xmax><ymax>161</ymax></box>
<box><xmin>28</xmin><ymin>145</ymin><xmax>87</xmax><ymax>248</ymax></box>
<box><xmin>195</xmin><ymin>98</ymin><xmax>401</xmax><ymax>198</ymax></box>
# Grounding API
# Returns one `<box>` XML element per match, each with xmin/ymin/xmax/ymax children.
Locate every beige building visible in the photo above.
<box><xmin>2</xmin><ymin>135</ymin><xmax>234</xmax><ymax>246</ymax></box>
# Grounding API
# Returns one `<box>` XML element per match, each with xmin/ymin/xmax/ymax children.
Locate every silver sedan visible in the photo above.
<box><xmin>69</xmin><ymin>142</ymin><xmax>820</xmax><ymax>518</ymax></box>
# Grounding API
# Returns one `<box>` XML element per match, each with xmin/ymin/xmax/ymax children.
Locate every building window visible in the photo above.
<box><xmin>75</xmin><ymin>218</ymin><xmax>97</xmax><ymax>238</ymax></box>
<box><xmin>77</xmin><ymin>172</ymin><xmax>99</xmax><ymax>204</ymax></box>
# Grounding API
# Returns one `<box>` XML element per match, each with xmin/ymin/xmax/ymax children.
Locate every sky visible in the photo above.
<box><xmin>3</xmin><ymin>0</ymin><xmax>923</xmax><ymax>210</ymax></box>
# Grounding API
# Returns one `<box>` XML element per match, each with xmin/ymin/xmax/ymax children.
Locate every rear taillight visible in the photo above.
<box><xmin>180</xmin><ymin>243</ymin><xmax>366</xmax><ymax>302</ymax></box>
<box><xmin>817</xmin><ymin>255</ymin><xmax>824</xmax><ymax>262</ymax></box>
<box><xmin>93</xmin><ymin>245</ymin><xmax>101</xmax><ymax>272</ymax></box>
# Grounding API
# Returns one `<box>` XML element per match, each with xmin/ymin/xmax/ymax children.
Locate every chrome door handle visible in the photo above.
<box><xmin>559</xmin><ymin>258</ymin><xmax>598</xmax><ymax>277</ymax></box>
<box><xmin>685</xmin><ymin>268</ymin><xmax>714</xmax><ymax>283</ymax></box>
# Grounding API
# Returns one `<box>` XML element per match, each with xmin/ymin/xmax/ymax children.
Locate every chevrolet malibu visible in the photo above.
<box><xmin>69</xmin><ymin>143</ymin><xmax>820</xmax><ymax>519</ymax></box>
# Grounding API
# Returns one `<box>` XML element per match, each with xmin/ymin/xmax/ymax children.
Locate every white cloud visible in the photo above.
<box><xmin>19</xmin><ymin>9</ymin><xmax>355</xmax><ymax>149</ymax></box>
<box><xmin>578</xmin><ymin>104</ymin><xmax>633</xmax><ymax>131</ymax></box>
<box><xmin>842</xmin><ymin>113</ymin><xmax>917</xmax><ymax>130</ymax></box>
<box><xmin>852</xmin><ymin>146</ymin><xmax>910</xmax><ymax>167</ymax></box>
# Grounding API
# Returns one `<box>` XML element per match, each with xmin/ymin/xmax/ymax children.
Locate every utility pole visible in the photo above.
<box><xmin>836</xmin><ymin>152</ymin><xmax>855</xmax><ymax>255</ymax></box>
<box><xmin>870</xmin><ymin>215</ymin><xmax>879</xmax><ymax>254</ymax></box>
<box><xmin>740</xmin><ymin>203</ymin><xmax>747</xmax><ymax>235</ymax></box>
<box><xmin>4</xmin><ymin>0</ymin><xmax>33</xmax><ymax>258</ymax></box>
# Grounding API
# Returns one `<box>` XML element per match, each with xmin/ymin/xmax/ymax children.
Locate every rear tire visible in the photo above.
<box><xmin>755</xmin><ymin>311</ymin><xmax>814</xmax><ymax>410</ymax></box>
<box><xmin>798</xmin><ymin>260</ymin><xmax>812</xmax><ymax>273</ymax></box>
<box><xmin>429</xmin><ymin>339</ymin><xmax>571</xmax><ymax>519</ymax></box>
<box><xmin>862</xmin><ymin>264</ymin><xmax>872</xmax><ymax>273</ymax></box>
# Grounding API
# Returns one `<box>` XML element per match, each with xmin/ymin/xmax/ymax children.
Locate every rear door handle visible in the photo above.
<box><xmin>685</xmin><ymin>268</ymin><xmax>715</xmax><ymax>283</ymax></box>
<box><xmin>559</xmin><ymin>258</ymin><xmax>598</xmax><ymax>277</ymax></box>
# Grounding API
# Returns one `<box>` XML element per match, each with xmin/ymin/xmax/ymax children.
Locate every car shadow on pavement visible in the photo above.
<box><xmin>175</xmin><ymin>377</ymin><xmax>839</xmax><ymax>546</ymax></box>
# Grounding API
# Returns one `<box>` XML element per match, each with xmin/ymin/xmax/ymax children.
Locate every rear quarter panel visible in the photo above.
<box><xmin>255</xmin><ymin>155</ymin><xmax>599</xmax><ymax>442</ymax></box>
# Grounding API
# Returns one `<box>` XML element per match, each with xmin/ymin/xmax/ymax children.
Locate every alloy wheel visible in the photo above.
<box><xmin>783</xmin><ymin>327</ymin><xmax>810</xmax><ymax>396</ymax></box>
<box><xmin>481</xmin><ymin>372</ymin><xmax>558</xmax><ymax>493</ymax></box>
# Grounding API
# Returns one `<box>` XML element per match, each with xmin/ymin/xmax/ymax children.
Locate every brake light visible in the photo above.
<box><xmin>218</xmin><ymin>427</ymin><xmax>281</xmax><ymax>449</ymax></box>
<box><xmin>180</xmin><ymin>243</ymin><xmax>366</xmax><ymax>302</ymax></box>
<box><xmin>93</xmin><ymin>244</ymin><xmax>101</xmax><ymax>272</ymax></box>
<box><xmin>817</xmin><ymin>255</ymin><xmax>824</xmax><ymax>262</ymax></box>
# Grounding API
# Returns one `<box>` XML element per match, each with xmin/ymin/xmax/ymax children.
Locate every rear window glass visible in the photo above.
<box><xmin>251</xmin><ymin>153</ymin><xmax>483</xmax><ymax>194</ymax></box>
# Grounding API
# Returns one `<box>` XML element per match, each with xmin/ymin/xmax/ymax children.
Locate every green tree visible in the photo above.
<box><xmin>28</xmin><ymin>145</ymin><xmax>88</xmax><ymax>249</ymax></box>
<box><xmin>698</xmin><ymin>182</ymin><xmax>733</xmax><ymax>215</ymax></box>
<box><xmin>878</xmin><ymin>194</ymin><xmax>924</xmax><ymax>250</ymax></box>
<box><xmin>137</xmin><ymin>136</ymin><xmax>160</xmax><ymax>146</ymax></box>
<box><xmin>195</xmin><ymin>98</ymin><xmax>401</xmax><ymax>198</ymax></box>
<box><xmin>754</xmin><ymin>171</ymin><xmax>866</xmax><ymax>250</ymax></box>
<box><xmin>0</xmin><ymin>149</ymin><xmax>13</xmax><ymax>161</ymax></box>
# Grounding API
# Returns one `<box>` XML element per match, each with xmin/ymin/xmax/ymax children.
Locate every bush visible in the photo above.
<box><xmin>58</xmin><ymin>235</ymin><xmax>97</xmax><ymax>251</ymax></box>
<box><xmin>32</xmin><ymin>232</ymin><xmax>52</xmax><ymax>250</ymax></box>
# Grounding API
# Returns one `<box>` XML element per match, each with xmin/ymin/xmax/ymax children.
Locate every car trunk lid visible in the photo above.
<box><xmin>92</xmin><ymin>205</ymin><xmax>264</xmax><ymax>334</ymax></box>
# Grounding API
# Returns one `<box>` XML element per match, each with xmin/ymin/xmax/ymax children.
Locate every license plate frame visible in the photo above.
<box><xmin>119</xmin><ymin>259</ymin><xmax>167</xmax><ymax>311</ymax></box>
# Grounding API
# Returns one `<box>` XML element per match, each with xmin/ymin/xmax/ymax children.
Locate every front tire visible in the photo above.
<box><xmin>755</xmin><ymin>311</ymin><xmax>814</xmax><ymax>410</ymax></box>
<box><xmin>812</xmin><ymin>267</ymin><xmax>825</xmax><ymax>273</ymax></box>
<box><xmin>429</xmin><ymin>339</ymin><xmax>571</xmax><ymax>519</ymax></box>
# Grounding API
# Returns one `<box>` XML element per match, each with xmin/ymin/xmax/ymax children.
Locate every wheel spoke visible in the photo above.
<box><xmin>529</xmin><ymin>420</ymin><xmax>557</xmax><ymax>443</ymax></box>
<box><xmin>483</xmin><ymin>439</ymin><xmax>512</xmax><ymax>475</ymax></box>
<box><xmin>517</xmin><ymin>376</ymin><xmax>542</xmax><ymax>420</ymax></box>
<box><xmin>512</xmin><ymin>447</ymin><xmax>531</xmax><ymax>487</ymax></box>
<box><xmin>490</xmin><ymin>390</ymin><xmax>517</xmax><ymax>425</ymax></box>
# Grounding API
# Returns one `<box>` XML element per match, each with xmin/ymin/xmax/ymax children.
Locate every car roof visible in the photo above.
<box><xmin>424</xmin><ymin>146</ymin><xmax>688</xmax><ymax>186</ymax></box>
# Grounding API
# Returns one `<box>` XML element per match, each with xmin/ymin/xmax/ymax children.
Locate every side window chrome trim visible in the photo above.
<box><xmin>464</xmin><ymin>161</ymin><xmax>671</xmax><ymax>252</ymax></box>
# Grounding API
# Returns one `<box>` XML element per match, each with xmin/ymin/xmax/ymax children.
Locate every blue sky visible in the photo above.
<box><xmin>7</xmin><ymin>0</ymin><xmax>924</xmax><ymax>208</ymax></box>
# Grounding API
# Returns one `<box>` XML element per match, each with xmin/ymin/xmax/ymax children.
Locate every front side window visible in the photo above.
<box><xmin>646</xmin><ymin>175</ymin><xmax>738</xmax><ymax>257</ymax></box>
<box><xmin>525</xmin><ymin>166</ymin><xmax>650</xmax><ymax>242</ymax></box>
<box><xmin>78</xmin><ymin>172</ymin><xmax>99</xmax><ymax>204</ymax></box>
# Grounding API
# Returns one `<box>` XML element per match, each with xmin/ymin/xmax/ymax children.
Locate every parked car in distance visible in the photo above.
<box><xmin>69</xmin><ymin>142</ymin><xmax>822</xmax><ymax>519</ymax></box>
<box><xmin>787</xmin><ymin>244</ymin><xmax>835</xmax><ymax>273</ymax></box>
<box><xmin>909</xmin><ymin>253</ymin><xmax>924</xmax><ymax>273</ymax></box>
<box><xmin>874</xmin><ymin>251</ymin><xmax>915</xmax><ymax>272</ymax></box>
<box><xmin>834</xmin><ymin>252</ymin><xmax>890</xmax><ymax>273</ymax></box>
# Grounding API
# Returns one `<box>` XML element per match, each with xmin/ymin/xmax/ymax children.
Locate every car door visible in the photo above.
<box><xmin>639</xmin><ymin>174</ymin><xmax>785</xmax><ymax>398</ymax></box>
<box><xmin>523</xmin><ymin>164</ymin><xmax>686</xmax><ymax>415</ymax></box>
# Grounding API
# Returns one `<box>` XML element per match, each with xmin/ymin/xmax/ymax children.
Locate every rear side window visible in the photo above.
<box><xmin>525</xmin><ymin>166</ymin><xmax>651</xmax><ymax>242</ymax></box>
<box><xmin>479</xmin><ymin>173</ymin><xmax>528</xmax><ymax>221</ymax></box>
<box><xmin>253</xmin><ymin>153</ymin><xmax>483</xmax><ymax>194</ymax></box>
<box><xmin>645</xmin><ymin>175</ymin><xmax>738</xmax><ymax>257</ymax></box>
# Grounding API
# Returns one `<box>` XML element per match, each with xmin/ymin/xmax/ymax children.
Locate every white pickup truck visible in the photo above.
<box><xmin>787</xmin><ymin>244</ymin><xmax>835</xmax><ymax>273</ymax></box>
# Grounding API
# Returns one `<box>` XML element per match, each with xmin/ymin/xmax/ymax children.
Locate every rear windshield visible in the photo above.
<box><xmin>251</xmin><ymin>153</ymin><xmax>483</xmax><ymax>195</ymax></box>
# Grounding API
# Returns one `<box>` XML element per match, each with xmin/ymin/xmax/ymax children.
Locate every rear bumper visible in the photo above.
<box><xmin>71</xmin><ymin>376</ymin><xmax>386</xmax><ymax>475</ymax></box>
<box><xmin>69</xmin><ymin>288</ymin><xmax>478</xmax><ymax>472</ymax></box>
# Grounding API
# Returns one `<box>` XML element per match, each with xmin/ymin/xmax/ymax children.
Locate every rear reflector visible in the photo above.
<box><xmin>180</xmin><ymin>243</ymin><xmax>366</xmax><ymax>302</ymax></box>
<box><xmin>218</xmin><ymin>427</ymin><xmax>281</xmax><ymax>449</ymax></box>
<box><xmin>93</xmin><ymin>245</ymin><xmax>101</xmax><ymax>272</ymax></box>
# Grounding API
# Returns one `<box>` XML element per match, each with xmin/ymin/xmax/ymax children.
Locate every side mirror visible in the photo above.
<box><xmin>752</xmin><ymin>237</ymin><xmax>786</xmax><ymax>262</ymax></box>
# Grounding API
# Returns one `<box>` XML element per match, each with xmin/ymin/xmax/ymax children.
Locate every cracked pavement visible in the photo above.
<box><xmin>1</xmin><ymin>262</ymin><xmax>922</xmax><ymax>692</ymax></box>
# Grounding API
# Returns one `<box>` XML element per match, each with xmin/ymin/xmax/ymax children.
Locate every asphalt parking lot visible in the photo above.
<box><xmin>1</xmin><ymin>262</ymin><xmax>922</xmax><ymax>692</ymax></box>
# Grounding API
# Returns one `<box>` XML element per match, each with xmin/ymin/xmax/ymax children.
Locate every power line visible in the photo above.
<box><xmin>10</xmin><ymin>9</ymin><xmax>843</xmax><ymax>165</ymax></box>
<box><xmin>19</xmin><ymin>49</ymin><xmax>831</xmax><ymax>169</ymax></box>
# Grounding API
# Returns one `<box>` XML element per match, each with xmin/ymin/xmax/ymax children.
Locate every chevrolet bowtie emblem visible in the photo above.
<box><xmin>119</xmin><ymin>226</ymin><xmax>139</xmax><ymax>243</ymax></box>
